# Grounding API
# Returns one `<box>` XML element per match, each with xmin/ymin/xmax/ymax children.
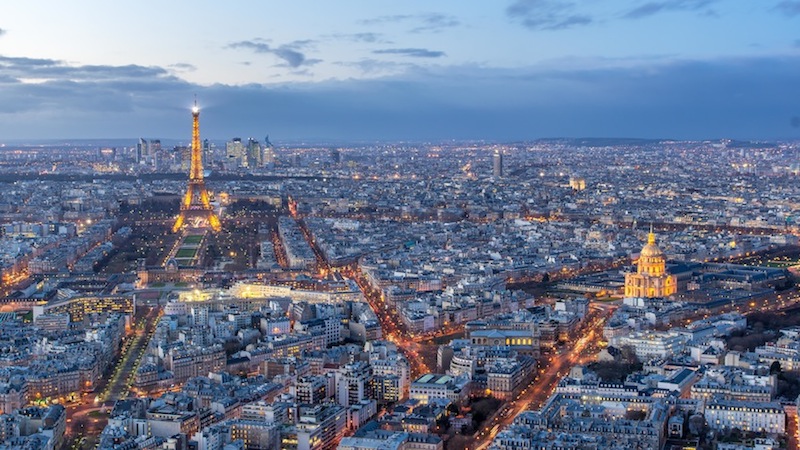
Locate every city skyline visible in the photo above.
<box><xmin>3</xmin><ymin>3</ymin><xmax>800</xmax><ymax>450</ymax></box>
<box><xmin>0</xmin><ymin>1</ymin><xmax>799</xmax><ymax>141</ymax></box>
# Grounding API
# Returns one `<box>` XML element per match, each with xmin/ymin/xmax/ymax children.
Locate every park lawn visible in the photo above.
<box><xmin>176</xmin><ymin>248</ymin><xmax>198</xmax><ymax>259</ymax></box>
<box><xmin>184</xmin><ymin>235</ymin><xmax>204</xmax><ymax>244</ymax></box>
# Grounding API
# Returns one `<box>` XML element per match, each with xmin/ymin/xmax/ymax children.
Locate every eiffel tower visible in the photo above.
<box><xmin>172</xmin><ymin>101</ymin><xmax>221</xmax><ymax>232</ymax></box>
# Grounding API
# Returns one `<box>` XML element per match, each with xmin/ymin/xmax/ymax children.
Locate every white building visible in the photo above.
<box><xmin>336</xmin><ymin>362</ymin><xmax>372</xmax><ymax>407</ymax></box>
<box><xmin>611</xmin><ymin>331</ymin><xmax>687</xmax><ymax>360</ymax></box>
<box><xmin>704</xmin><ymin>400</ymin><xmax>785</xmax><ymax>434</ymax></box>
<box><xmin>409</xmin><ymin>374</ymin><xmax>469</xmax><ymax>404</ymax></box>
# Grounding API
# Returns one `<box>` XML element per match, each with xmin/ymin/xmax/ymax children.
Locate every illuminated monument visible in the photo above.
<box><xmin>173</xmin><ymin>101</ymin><xmax>221</xmax><ymax>232</ymax></box>
<box><xmin>624</xmin><ymin>227</ymin><xmax>677</xmax><ymax>298</ymax></box>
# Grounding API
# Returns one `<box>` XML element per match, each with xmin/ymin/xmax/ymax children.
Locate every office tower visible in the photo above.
<box><xmin>136</xmin><ymin>138</ymin><xmax>148</xmax><ymax>164</ymax></box>
<box><xmin>263</xmin><ymin>135</ymin><xmax>275</xmax><ymax>165</ymax></box>
<box><xmin>247</xmin><ymin>138</ymin><xmax>262</xmax><ymax>168</ymax></box>
<box><xmin>203</xmin><ymin>139</ymin><xmax>213</xmax><ymax>168</ymax></box>
<box><xmin>493</xmin><ymin>151</ymin><xmax>503</xmax><ymax>177</ymax></box>
<box><xmin>226</xmin><ymin>138</ymin><xmax>244</xmax><ymax>168</ymax></box>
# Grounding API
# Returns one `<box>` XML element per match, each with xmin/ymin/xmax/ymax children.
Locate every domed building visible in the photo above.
<box><xmin>624</xmin><ymin>229</ymin><xmax>677</xmax><ymax>298</ymax></box>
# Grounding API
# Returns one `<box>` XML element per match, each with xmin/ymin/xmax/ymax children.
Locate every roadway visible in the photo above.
<box><xmin>346</xmin><ymin>265</ymin><xmax>433</xmax><ymax>377</ymax></box>
<box><xmin>65</xmin><ymin>306</ymin><xmax>162</xmax><ymax>449</ymax></box>
<box><xmin>472</xmin><ymin>302</ymin><xmax>616</xmax><ymax>449</ymax></box>
<box><xmin>295</xmin><ymin>216</ymin><xmax>434</xmax><ymax>377</ymax></box>
<box><xmin>787</xmin><ymin>407</ymin><xmax>798</xmax><ymax>450</ymax></box>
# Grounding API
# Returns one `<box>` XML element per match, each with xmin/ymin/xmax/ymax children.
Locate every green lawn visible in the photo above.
<box><xmin>184</xmin><ymin>235</ymin><xmax>204</xmax><ymax>244</ymax></box>
<box><xmin>176</xmin><ymin>248</ymin><xmax>198</xmax><ymax>259</ymax></box>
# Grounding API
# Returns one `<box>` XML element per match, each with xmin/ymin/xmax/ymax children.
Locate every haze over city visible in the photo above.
<box><xmin>1</xmin><ymin>1</ymin><xmax>799</xmax><ymax>140</ymax></box>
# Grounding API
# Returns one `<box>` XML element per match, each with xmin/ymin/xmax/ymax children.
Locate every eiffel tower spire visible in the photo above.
<box><xmin>173</xmin><ymin>101</ymin><xmax>221</xmax><ymax>232</ymax></box>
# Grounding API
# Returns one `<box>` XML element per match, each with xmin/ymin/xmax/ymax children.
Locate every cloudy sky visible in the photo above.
<box><xmin>0</xmin><ymin>1</ymin><xmax>798</xmax><ymax>141</ymax></box>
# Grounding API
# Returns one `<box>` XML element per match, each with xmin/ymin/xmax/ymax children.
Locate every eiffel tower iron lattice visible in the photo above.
<box><xmin>172</xmin><ymin>101</ymin><xmax>221</xmax><ymax>232</ymax></box>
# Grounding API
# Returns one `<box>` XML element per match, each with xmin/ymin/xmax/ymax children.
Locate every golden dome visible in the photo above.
<box><xmin>639</xmin><ymin>231</ymin><xmax>664</xmax><ymax>258</ymax></box>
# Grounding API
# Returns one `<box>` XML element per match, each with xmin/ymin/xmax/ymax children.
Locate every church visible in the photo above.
<box><xmin>624</xmin><ymin>229</ymin><xmax>677</xmax><ymax>298</ymax></box>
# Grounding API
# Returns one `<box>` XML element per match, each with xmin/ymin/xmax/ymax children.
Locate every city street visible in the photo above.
<box><xmin>65</xmin><ymin>306</ymin><xmax>162</xmax><ymax>449</ymax></box>
<box><xmin>298</xmin><ymin>217</ymin><xmax>435</xmax><ymax>377</ymax></box>
<box><xmin>349</xmin><ymin>265</ymin><xmax>433</xmax><ymax>377</ymax></box>
<box><xmin>471</xmin><ymin>302</ymin><xmax>616</xmax><ymax>449</ymax></box>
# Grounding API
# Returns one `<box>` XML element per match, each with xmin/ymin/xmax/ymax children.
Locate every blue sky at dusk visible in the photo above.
<box><xmin>0</xmin><ymin>1</ymin><xmax>798</xmax><ymax>141</ymax></box>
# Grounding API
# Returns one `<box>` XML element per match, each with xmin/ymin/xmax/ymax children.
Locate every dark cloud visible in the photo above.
<box><xmin>0</xmin><ymin>55</ymin><xmax>60</xmax><ymax>67</ymax></box>
<box><xmin>775</xmin><ymin>1</ymin><xmax>800</xmax><ymax>16</ymax></box>
<box><xmin>0</xmin><ymin>28</ymin><xmax>5</xmax><ymax>37</ymax></box>
<box><xmin>0</xmin><ymin>55</ymin><xmax>170</xmax><ymax>82</ymax></box>
<box><xmin>373</xmin><ymin>48</ymin><xmax>446</xmax><ymax>58</ymax></box>
<box><xmin>174</xmin><ymin>56</ymin><xmax>800</xmax><ymax>141</ymax></box>
<box><xmin>0</xmin><ymin>53</ymin><xmax>799</xmax><ymax>141</ymax></box>
<box><xmin>226</xmin><ymin>39</ymin><xmax>321</xmax><ymax>68</ymax></box>
<box><xmin>506</xmin><ymin>0</ymin><xmax>593</xmax><ymax>30</ymax></box>
<box><xmin>0</xmin><ymin>55</ymin><xmax>187</xmax><ymax>122</ymax></box>
<box><xmin>624</xmin><ymin>0</ymin><xmax>717</xmax><ymax>19</ymax></box>
<box><xmin>359</xmin><ymin>13</ymin><xmax>460</xmax><ymax>33</ymax></box>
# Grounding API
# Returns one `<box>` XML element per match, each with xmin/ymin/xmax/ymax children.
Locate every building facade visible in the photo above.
<box><xmin>624</xmin><ymin>230</ymin><xmax>677</xmax><ymax>298</ymax></box>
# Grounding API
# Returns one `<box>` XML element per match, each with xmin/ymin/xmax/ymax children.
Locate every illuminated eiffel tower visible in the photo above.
<box><xmin>172</xmin><ymin>101</ymin><xmax>221</xmax><ymax>232</ymax></box>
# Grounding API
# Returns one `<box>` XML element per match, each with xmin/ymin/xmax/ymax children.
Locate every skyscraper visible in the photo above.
<box><xmin>203</xmin><ymin>139</ymin><xmax>213</xmax><ymax>169</ymax></box>
<box><xmin>136</xmin><ymin>138</ymin><xmax>147</xmax><ymax>164</ymax></box>
<box><xmin>226</xmin><ymin>138</ymin><xmax>244</xmax><ymax>168</ymax></box>
<box><xmin>493</xmin><ymin>151</ymin><xmax>503</xmax><ymax>177</ymax></box>
<box><xmin>247</xmin><ymin>138</ymin><xmax>262</xmax><ymax>168</ymax></box>
<box><xmin>263</xmin><ymin>135</ymin><xmax>275</xmax><ymax>166</ymax></box>
<box><xmin>179</xmin><ymin>146</ymin><xmax>191</xmax><ymax>172</ymax></box>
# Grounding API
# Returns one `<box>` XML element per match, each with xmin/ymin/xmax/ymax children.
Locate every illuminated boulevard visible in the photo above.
<box><xmin>348</xmin><ymin>265</ymin><xmax>433</xmax><ymax>378</ymax></box>
<box><xmin>297</xmin><ymin>215</ymin><xmax>434</xmax><ymax>377</ymax></box>
<box><xmin>65</xmin><ymin>306</ymin><xmax>162</xmax><ymax>450</ymax></box>
<box><xmin>343</xmin><ymin>244</ymin><xmax>618</xmax><ymax>449</ymax></box>
<box><xmin>470</xmin><ymin>303</ymin><xmax>616</xmax><ymax>449</ymax></box>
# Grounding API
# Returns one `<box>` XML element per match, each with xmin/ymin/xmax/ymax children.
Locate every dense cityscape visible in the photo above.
<box><xmin>2</xmin><ymin>2</ymin><xmax>799</xmax><ymax>450</ymax></box>
<box><xmin>0</xmin><ymin>102</ymin><xmax>798</xmax><ymax>450</ymax></box>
